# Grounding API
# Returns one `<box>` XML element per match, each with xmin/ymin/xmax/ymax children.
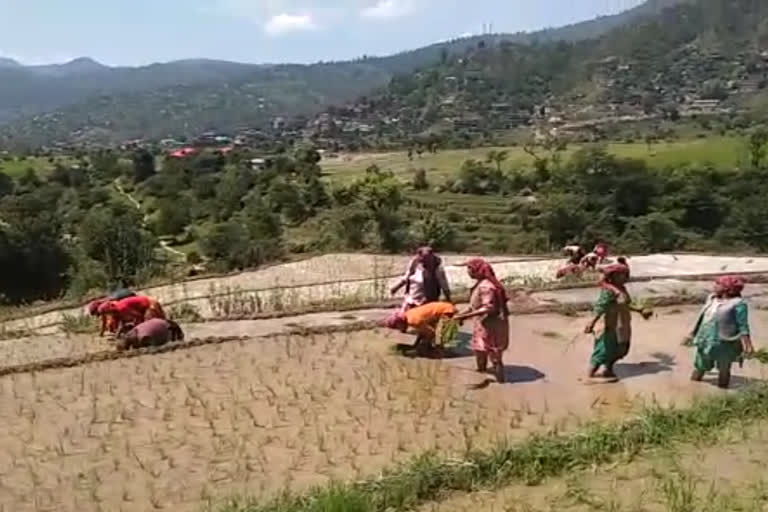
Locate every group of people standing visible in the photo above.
<box><xmin>383</xmin><ymin>247</ymin><xmax>755</xmax><ymax>389</ymax></box>
<box><xmin>86</xmin><ymin>289</ymin><xmax>183</xmax><ymax>350</ymax></box>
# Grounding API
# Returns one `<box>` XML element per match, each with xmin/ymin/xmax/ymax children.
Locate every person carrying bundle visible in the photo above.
<box><xmin>382</xmin><ymin>301</ymin><xmax>458</xmax><ymax>356</ymax></box>
<box><xmin>685</xmin><ymin>275</ymin><xmax>754</xmax><ymax>389</ymax></box>
<box><xmin>116</xmin><ymin>318</ymin><xmax>184</xmax><ymax>351</ymax></box>
<box><xmin>584</xmin><ymin>260</ymin><xmax>652</xmax><ymax>381</ymax></box>
<box><xmin>557</xmin><ymin>244</ymin><xmax>587</xmax><ymax>279</ymax></box>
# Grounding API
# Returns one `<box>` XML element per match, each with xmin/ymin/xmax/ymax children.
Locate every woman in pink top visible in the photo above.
<box><xmin>456</xmin><ymin>258</ymin><xmax>510</xmax><ymax>383</ymax></box>
<box><xmin>390</xmin><ymin>247</ymin><xmax>451</xmax><ymax>312</ymax></box>
<box><xmin>116</xmin><ymin>318</ymin><xmax>184</xmax><ymax>351</ymax></box>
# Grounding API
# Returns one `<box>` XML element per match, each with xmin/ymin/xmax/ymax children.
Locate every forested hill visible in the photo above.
<box><xmin>0</xmin><ymin>0</ymin><xmax>688</xmax><ymax>148</ymax></box>
<box><xmin>309</xmin><ymin>0</ymin><xmax>768</xmax><ymax>148</ymax></box>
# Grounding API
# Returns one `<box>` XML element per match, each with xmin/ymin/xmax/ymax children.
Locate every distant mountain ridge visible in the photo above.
<box><xmin>0</xmin><ymin>0</ymin><xmax>690</xmax><ymax>147</ymax></box>
<box><xmin>304</xmin><ymin>0</ymin><xmax>768</xmax><ymax>149</ymax></box>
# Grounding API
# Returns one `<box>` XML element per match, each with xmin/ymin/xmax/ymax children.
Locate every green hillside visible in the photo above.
<box><xmin>308</xmin><ymin>0</ymin><xmax>768</xmax><ymax>149</ymax></box>
<box><xmin>0</xmin><ymin>0</ymin><xmax>691</xmax><ymax>148</ymax></box>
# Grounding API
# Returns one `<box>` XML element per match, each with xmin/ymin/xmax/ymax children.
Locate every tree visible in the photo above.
<box><xmin>131</xmin><ymin>149</ymin><xmax>156</xmax><ymax>183</ymax></box>
<box><xmin>620</xmin><ymin>213</ymin><xmax>678</xmax><ymax>253</ymax></box>
<box><xmin>79</xmin><ymin>202</ymin><xmax>157</xmax><ymax>285</ymax></box>
<box><xmin>18</xmin><ymin>168</ymin><xmax>41</xmax><ymax>190</ymax></box>
<box><xmin>0</xmin><ymin>207</ymin><xmax>70</xmax><ymax>302</ymax></box>
<box><xmin>330</xmin><ymin>206</ymin><xmax>369</xmax><ymax>250</ymax></box>
<box><xmin>486</xmin><ymin>150</ymin><xmax>509</xmax><ymax>172</ymax></box>
<box><xmin>748</xmin><ymin>127</ymin><xmax>768</xmax><ymax>168</ymax></box>
<box><xmin>0</xmin><ymin>172</ymin><xmax>13</xmax><ymax>198</ymax></box>
<box><xmin>411</xmin><ymin>213</ymin><xmax>458</xmax><ymax>251</ymax></box>
<box><xmin>412</xmin><ymin>168</ymin><xmax>429</xmax><ymax>191</ymax></box>
<box><xmin>200</xmin><ymin>221</ymin><xmax>251</xmax><ymax>270</ymax></box>
<box><xmin>348</xmin><ymin>166</ymin><xmax>408</xmax><ymax>252</ymax></box>
<box><xmin>153</xmin><ymin>197</ymin><xmax>191</xmax><ymax>236</ymax></box>
<box><xmin>535</xmin><ymin>193</ymin><xmax>589</xmax><ymax>249</ymax></box>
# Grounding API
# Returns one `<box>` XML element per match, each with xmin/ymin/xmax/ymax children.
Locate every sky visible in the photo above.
<box><xmin>0</xmin><ymin>0</ymin><xmax>646</xmax><ymax>66</ymax></box>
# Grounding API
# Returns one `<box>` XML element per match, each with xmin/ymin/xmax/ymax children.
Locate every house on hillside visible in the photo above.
<box><xmin>169</xmin><ymin>147</ymin><xmax>199</xmax><ymax>159</ymax></box>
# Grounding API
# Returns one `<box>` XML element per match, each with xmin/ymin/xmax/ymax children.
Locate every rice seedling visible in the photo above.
<box><xmin>61</xmin><ymin>313</ymin><xmax>96</xmax><ymax>334</ymax></box>
<box><xmin>746</xmin><ymin>348</ymin><xmax>768</xmax><ymax>365</ymax></box>
<box><xmin>168</xmin><ymin>302</ymin><xmax>203</xmax><ymax>322</ymax></box>
<box><xmin>658</xmin><ymin>470</ymin><xmax>700</xmax><ymax>512</ymax></box>
<box><xmin>220</xmin><ymin>384</ymin><xmax>768</xmax><ymax>512</ymax></box>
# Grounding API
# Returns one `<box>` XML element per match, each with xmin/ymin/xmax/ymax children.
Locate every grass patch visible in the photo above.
<box><xmin>61</xmin><ymin>313</ymin><xmax>96</xmax><ymax>334</ymax></box>
<box><xmin>218</xmin><ymin>384</ymin><xmax>768</xmax><ymax>512</ymax></box>
<box><xmin>321</xmin><ymin>136</ymin><xmax>745</xmax><ymax>183</ymax></box>
<box><xmin>0</xmin><ymin>155</ymin><xmax>76</xmax><ymax>178</ymax></box>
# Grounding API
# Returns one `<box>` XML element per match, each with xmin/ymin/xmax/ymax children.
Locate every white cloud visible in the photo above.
<box><xmin>210</xmin><ymin>0</ymin><xmax>419</xmax><ymax>32</ymax></box>
<box><xmin>264</xmin><ymin>13</ymin><xmax>316</xmax><ymax>35</ymax></box>
<box><xmin>360</xmin><ymin>0</ymin><xmax>413</xmax><ymax>20</ymax></box>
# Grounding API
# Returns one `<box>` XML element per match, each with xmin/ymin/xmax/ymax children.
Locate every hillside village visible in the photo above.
<box><xmin>133</xmin><ymin>38</ymin><xmax>768</xmax><ymax>159</ymax></box>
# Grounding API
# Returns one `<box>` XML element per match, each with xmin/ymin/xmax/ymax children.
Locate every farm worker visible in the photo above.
<box><xmin>455</xmin><ymin>258</ymin><xmax>510</xmax><ymax>383</ymax></box>
<box><xmin>581</xmin><ymin>252</ymin><xmax>600</xmax><ymax>270</ymax></box>
<box><xmin>390</xmin><ymin>246</ymin><xmax>451</xmax><ymax>312</ymax></box>
<box><xmin>382</xmin><ymin>301</ymin><xmax>457</xmax><ymax>355</ymax></box>
<box><xmin>557</xmin><ymin>244</ymin><xmax>587</xmax><ymax>279</ymax></box>
<box><xmin>98</xmin><ymin>295</ymin><xmax>166</xmax><ymax>335</ymax></box>
<box><xmin>594</xmin><ymin>242</ymin><xmax>609</xmax><ymax>263</ymax></box>
<box><xmin>116</xmin><ymin>318</ymin><xmax>184</xmax><ymax>351</ymax></box>
<box><xmin>86</xmin><ymin>288</ymin><xmax>137</xmax><ymax>337</ymax></box>
<box><xmin>685</xmin><ymin>275</ymin><xmax>754</xmax><ymax>389</ymax></box>
<box><xmin>584</xmin><ymin>260</ymin><xmax>651</xmax><ymax>381</ymax></box>
<box><xmin>563</xmin><ymin>244</ymin><xmax>585</xmax><ymax>265</ymax></box>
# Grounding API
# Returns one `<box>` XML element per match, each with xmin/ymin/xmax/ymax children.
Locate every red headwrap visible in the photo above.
<box><xmin>716</xmin><ymin>275</ymin><xmax>746</xmax><ymax>297</ymax></box>
<box><xmin>97</xmin><ymin>301</ymin><xmax>118</xmax><ymax>315</ymax></box>
<box><xmin>599</xmin><ymin>262</ymin><xmax>630</xmax><ymax>295</ymax></box>
<box><xmin>466</xmin><ymin>258</ymin><xmax>510</xmax><ymax>314</ymax></box>
<box><xmin>87</xmin><ymin>298</ymin><xmax>107</xmax><ymax>316</ymax></box>
<box><xmin>382</xmin><ymin>311</ymin><xmax>408</xmax><ymax>332</ymax></box>
<box><xmin>594</xmin><ymin>243</ymin><xmax>608</xmax><ymax>258</ymax></box>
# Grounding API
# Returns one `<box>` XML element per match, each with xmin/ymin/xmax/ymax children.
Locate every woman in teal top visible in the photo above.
<box><xmin>584</xmin><ymin>260</ymin><xmax>651</xmax><ymax>381</ymax></box>
<box><xmin>686</xmin><ymin>275</ymin><xmax>754</xmax><ymax>389</ymax></box>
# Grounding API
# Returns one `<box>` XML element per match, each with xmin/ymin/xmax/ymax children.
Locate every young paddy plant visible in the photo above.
<box><xmin>221</xmin><ymin>384</ymin><xmax>768</xmax><ymax>512</ymax></box>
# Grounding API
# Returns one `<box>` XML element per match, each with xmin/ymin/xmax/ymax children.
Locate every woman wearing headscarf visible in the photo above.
<box><xmin>584</xmin><ymin>260</ymin><xmax>650</xmax><ymax>380</ymax></box>
<box><xmin>116</xmin><ymin>318</ymin><xmax>184</xmax><ymax>351</ymax></box>
<box><xmin>382</xmin><ymin>301</ymin><xmax>457</xmax><ymax>355</ymax></box>
<box><xmin>686</xmin><ymin>275</ymin><xmax>754</xmax><ymax>389</ymax></box>
<box><xmin>98</xmin><ymin>295</ymin><xmax>166</xmax><ymax>336</ymax></box>
<box><xmin>455</xmin><ymin>258</ymin><xmax>510</xmax><ymax>383</ymax></box>
<box><xmin>391</xmin><ymin>247</ymin><xmax>451</xmax><ymax>311</ymax></box>
<box><xmin>86</xmin><ymin>288</ymin><xmax>137</xmax><ymax>336</ymax></box>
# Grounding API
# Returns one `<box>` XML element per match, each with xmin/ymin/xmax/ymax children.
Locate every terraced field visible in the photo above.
<box><xmin>0</xmin><ymin>287</ymin><xmax>766</xmax><ymax>511</ymax></box>
<box><xmin>0</xmin><ymin>254</ymin><xmax>766</xmax><ymax>511</ymax></box>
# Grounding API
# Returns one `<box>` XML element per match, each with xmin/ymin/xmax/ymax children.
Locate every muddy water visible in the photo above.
<box><xmin>0</xmin><ymin>307</ymin><xmax>766</xmax><ymax>511</ymax></box>
<box><xmin>386</xmin><ymin>306</ymin><xmax>768</xmax><ymax>422</ymax></box>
